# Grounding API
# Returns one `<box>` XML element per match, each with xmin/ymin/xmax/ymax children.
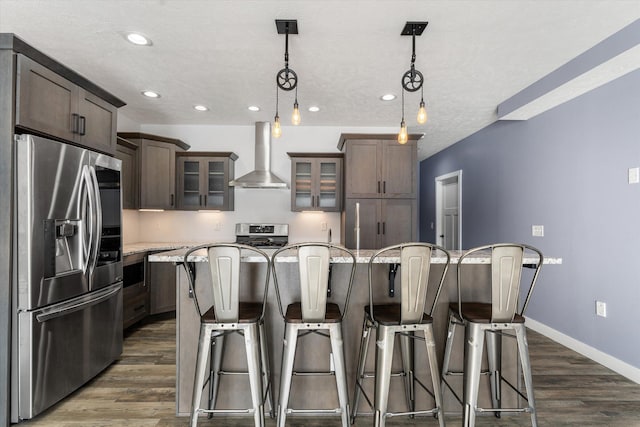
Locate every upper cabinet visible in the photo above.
<box><xmin>339</xmin><ymin>135</ymin><xmax>418</xmax><ymax>199</ymax></box>
<box><xmin>118</xmin><ymin>132</ymin><xmax>190</xmax><ymax>210</ymax></box>
<box><xmin>176</xmin><ymin>152</ymin><xmax>238</xmax><ymax>211</ymax></box>
<box><xmin>115</xmin><ymin>137</ymin><xmax>139</xmax><ymax>210</ymax></box>
<box><xmin>15</xmin><ymin>54</ymin><xmax>120</xmax><ymax>155</ymax></box>
<box><xmin>288</xmin><ymin>153</ymin><xmax>343</xmax><ymax>212</ymax></box>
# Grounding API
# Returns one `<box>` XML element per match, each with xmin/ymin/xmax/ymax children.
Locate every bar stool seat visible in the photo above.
<box><xmin>440</xmin><ymin>243</ymin><xmax>543</xmax><ymax>427</ymax></box>
<box><xmin>183</xmin><ymin>243</ymin><xmax>274</xmax><ymax>427</ymax></box>
<box><xmin>272</xmin><ymin>243</ymin><xmax>357</xmax><ymax>427</ymax></box>
<box><xmin>202</xmin><ymin>302</ymin><xmax>263</xmax><ymax>323</ymax></box>
<box><xmin>351</xmin><ymin>243</ymin><xmax>450</xmax><ymax>427</ymax></box>
<box><xmin>448</xmin><ymin>302</ymin><xmax>526</xmax><ymax>324</ymax></box>
<box><xmin>364</xmin><ymin>304</ymin><xmax>432</xmax><ymax>325</ymax></box>
<box><xmin>284</xmin><ymin>302</ymin><xmax>341</xmax><ymax>323</ymax></box>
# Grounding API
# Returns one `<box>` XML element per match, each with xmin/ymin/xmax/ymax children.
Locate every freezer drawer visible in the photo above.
<box><xmin>15</xmin><ymin>283</ymin><xmax>123</xmax><ymax>421</ymax></box>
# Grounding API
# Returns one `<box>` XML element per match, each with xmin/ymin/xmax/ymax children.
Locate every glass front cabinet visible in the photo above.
<box><xmin>176</xmin><ymin>152</ymin><xmax>237</xmax><ymax>211</ymax></box>
<box><xmin>288</xmin><ymin>153</ymin><xmax>343</xmax><ymax>212</ymax></box>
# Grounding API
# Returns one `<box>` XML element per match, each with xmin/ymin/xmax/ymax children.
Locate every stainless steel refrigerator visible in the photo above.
<box><xmin>11</xmin><ymin>134</ymin><xmax>123</xmax><ymax>422</ymax></box>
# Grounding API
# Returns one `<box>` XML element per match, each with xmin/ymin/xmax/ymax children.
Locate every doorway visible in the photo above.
<box><xmin>435</xmin><ymin>170</ymin><xmax>462</xmax><ymax>250</ymax></box>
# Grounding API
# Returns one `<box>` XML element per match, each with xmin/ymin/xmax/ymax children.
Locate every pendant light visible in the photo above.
<box><xmin>398</xmin><ymin>90</ymin><xmax>408</xmax><ymax>144</ymax></box>
<box><xmin>398</xmin><ymin>21</ymin><xmax>428</xmax><ymax>143</ymax></box>
<box><xmin>273</xmin><ymin>84</ymin><xmax>282</xmax><ymax>138</ymax></box>
<box><xmin>273</xmin><ymin>19</ymin><xmax>300</xmax><ymax>138</ymax></box>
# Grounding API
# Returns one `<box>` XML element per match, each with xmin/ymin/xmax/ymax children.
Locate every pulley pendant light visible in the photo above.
<box><xmin>398</xmin><ymin>21</ymin><xmax>428</xmax><ymax>144</ymax></box>
<box><xmin>273</xmin><ymin>19</ymin><xmax>300</xmax><ymax>138</ymax></box>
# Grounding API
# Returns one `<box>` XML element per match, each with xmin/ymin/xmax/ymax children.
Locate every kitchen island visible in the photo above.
<box><xmin>149</xmin><ymin>247</ymin><xmax>561</xmax><ymax>417</ymax></box>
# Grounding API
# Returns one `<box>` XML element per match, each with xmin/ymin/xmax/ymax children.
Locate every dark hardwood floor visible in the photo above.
<box><xmin>19</xmin><ymin>315</ymin><xmax>640</xmax><ymax>426</ymax></box>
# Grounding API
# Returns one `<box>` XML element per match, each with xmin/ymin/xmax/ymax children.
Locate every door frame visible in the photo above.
<box><xmin>435</xmin><ymin>170</ymin><xmax>462</xmax><ymax>250</ymax></box>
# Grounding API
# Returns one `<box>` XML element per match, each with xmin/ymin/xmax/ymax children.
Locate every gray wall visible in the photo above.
<box><xmin>419</xmin><ymin>69</ymin><xmax>640</xmax><ymax>369</ymax></box>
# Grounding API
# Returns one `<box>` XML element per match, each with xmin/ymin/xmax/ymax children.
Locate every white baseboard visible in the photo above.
<box><xmin>526</xmin><ymin>318</ymin><xmax>640</xmax><ymax>384</ymax></box>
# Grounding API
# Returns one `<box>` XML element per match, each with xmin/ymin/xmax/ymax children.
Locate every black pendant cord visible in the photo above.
<box><xmin>275</xmin><ymin>82</ymin><xmax>279</xmax><ymax>117</ymax></box>
<box><xmin>401</xmin><ymin>85</ymin><xmax>405</xmax><ymax>121</ymax></box>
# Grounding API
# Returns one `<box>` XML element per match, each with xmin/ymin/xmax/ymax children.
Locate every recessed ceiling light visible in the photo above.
<box><xmin>142</xmin><ymin>90</ymin><xmax>160</xmax><ymax>98</ymax></box>
<box><xmin>126</xmin><ymin>32</ymin><xmax>152</xmax><ymax>46</ymax></box>
<box><xmin>380</xmin><ymin>94</ymin><xmax>396</xmax><ymax>101</ymax></box>
<box><xmin>308</xmin><ymin>106</ymin><xmax>320</xmax><ymax>112</ymax></box>
<box><xmin>248</xmin><ymin>105</ymin><xmax>260</xmax><ymax>112</ymax></box>
<box><xmin>194</xmin><ymin>105</ymin><xmax>209</xmax><ymax>112</ymax></box>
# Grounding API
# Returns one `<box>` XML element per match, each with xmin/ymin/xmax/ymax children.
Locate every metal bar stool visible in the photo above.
<box><xmin>271</xmin><ymin>243</ymin><xmax>356</xmax><ymax>427</ymax></box>
<box><xmin>183</xmin><ymin>243</ymin><xmax>274</xmax><ymax>427</ymax></box>
<box><xmin>440</xmin><ymin>243</ymin><xmax>543</xmax><ymax>427</ymax></box>
<box><xmin>351</xmin><ymin>243</ymin><xmax>449</xmax><ymax>427</ymax></box>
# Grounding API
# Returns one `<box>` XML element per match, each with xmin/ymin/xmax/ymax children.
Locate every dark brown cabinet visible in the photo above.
<box><xmin>115</xmin><ymin>137</ymin><xmax>139</xmax><ymax>210</ymax></box>
<box><xmin>343</xmin><ymin>198</ymin><xmax>417</xmax><ymax>249</ymax></box>
<box><xmin>118</xmin><ymin>133</ymin><xmax>190</xmax><ymax>210</ymax></box>
<box><xmin>339</xmin><ymin>133</ymin><xmax>420</xmax><ymax>249</ymax></box>
<box><xmin>176</xmin><ymin>152</ymin><xmax>237</xmax><ymax>211</ymax></box>
<box><xmin>148</xmin><ymin>255</ymin><xmax>177</xmax><ymax>315</ymax></box>
<box><xmin>342</xmin><ymin>137</ymin><xmax>417</xmax><ymax>199</ymax></box>
<box><xmin>16</xmin><ymin>54</ymin><xmax>118</xmax><ymax>155</ymax></box>
<box><xmin>288</xmin><ymin>153</ymin><xmax>343</xmax><ymax>212</ymax></box>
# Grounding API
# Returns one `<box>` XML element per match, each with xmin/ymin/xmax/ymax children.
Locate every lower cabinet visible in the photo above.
<box><xmin>123</xmin><ymin>253</ymin><xmax>148</xmax><ymax>329</ymax></box>
<box><xmin>123</xmin><ymin>282</ymin><xmax>148</xmax><ymax>329</ymax></box>
<box><xmin>147</xmin><ymin>255</ymin><xmax>177</xmax><ymax>315</ymax></box>
<box><xmin>343</xmin><ymin>198</ymin><xmax>417</xmax><ymax>249</ymax></box>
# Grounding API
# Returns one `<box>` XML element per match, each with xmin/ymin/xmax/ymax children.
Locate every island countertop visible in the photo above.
<box><xmin>147</xmin><ymin>246</ymin><xmax>562</xmax><ymax>265</ymax></box>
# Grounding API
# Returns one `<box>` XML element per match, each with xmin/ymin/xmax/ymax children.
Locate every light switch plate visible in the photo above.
<box><xmin>628</xmin><ymin>167</ymin><xmax>639</xmax><ymax>184</ymax></box>
<box><xmin>596</xmin><ymin>301</ymin><xmax>607</xmax><ymax>317</ymax></box>
<box><xmin>532</xmin><ymin>225</ymin><xmax>544</xmax><ymax>237</ymax></box>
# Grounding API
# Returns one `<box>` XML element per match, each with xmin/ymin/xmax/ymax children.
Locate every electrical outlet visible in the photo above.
<box><xmin>532</xmin><ymin>225</ymin><xmax>544</xmax><ymax>237</ymax></box>
<box><xmin>321</xmin><ymin>222</ymin><xmax>327</xmax><ymax>231</ymax></box>
<box><xmin>629</xmin><ymin>167</ymin><xmax>639</xmax><ymax>184</ymax></box>
<box><xmin>215</xmin><ymin>222</ymin><xmax>222</xmax><ymax>231</ymax></box>
<box><xmin>596</xmin><ymin>301</ymin><xmax>607</xmax><ymax>317</ymax></box>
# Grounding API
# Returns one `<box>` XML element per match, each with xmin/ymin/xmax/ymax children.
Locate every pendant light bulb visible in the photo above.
<box><xmin>398</xmin><ymin>119</ymin><xmax>408</xmax><ymax>145</ymax></box>
<box><xmin>417</xmin><ymin>100</ymin><xmax>427</xmax><ymax>124</ymax></box>
<box><xmin>291</xmin><ymin>101</ymin><xmax>301</xmax><ymax>125</ymax></box>
<box><xmin>272</xmin><ymin>115</ymin><xmax>282</xmax><ymax>138</ymax></box>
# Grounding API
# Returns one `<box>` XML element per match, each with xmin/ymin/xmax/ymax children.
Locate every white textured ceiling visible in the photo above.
<box><xmin>1</xmin><ymin>0</ymin><xmax>639</xmax><ymax>159</ymax></box>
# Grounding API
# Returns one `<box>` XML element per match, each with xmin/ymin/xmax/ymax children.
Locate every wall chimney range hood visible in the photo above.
<box><xmin>229</xmin><ymin>122</ymin><xmax>289</xmax><ymax>188</ymax></box>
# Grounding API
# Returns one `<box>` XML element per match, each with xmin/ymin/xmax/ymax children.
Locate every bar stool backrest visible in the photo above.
<box><xmin>298</xmin><ymin>245</ymin><xmax>331</xmax><ymax>322</ymax></box>
<box><xmin>369</xmin><ymin>243</ymin><xmax>450</xmax><ymax>324</ymax></box>
<box><xmin>457</xmin><ymin>243</ymin><xmax>543</xmax><ymax>323</ymax></box>
<box><xmin>272</xmin><ymin>243</ymin><xmax>357</xmax><ymax>323</ymax></box>
<box><xmin>491</xmin><ymin>246</ymin><xmax>524</xmax><ymax>323</ymax></box>
<box><xmin>183</xmin><ymin>243</ymin><xmax>271</xmax><ymax>322</ymax></box>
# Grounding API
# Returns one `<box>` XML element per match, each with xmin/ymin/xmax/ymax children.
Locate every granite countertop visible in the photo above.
<box><xmin>148</xmin><ymin>247</ymin><xmax>562</xmax><ymax>265</ymax></box>
<box><xmin>123</xmin><ymin>242</ymin><xmax>196</xmax><ymax>257</ymax></box>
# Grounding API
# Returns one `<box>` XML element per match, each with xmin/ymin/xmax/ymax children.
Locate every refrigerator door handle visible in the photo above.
<box><xmin>89</xmin><ymin>166</ymin><xmax>102</xmax><ymax>271</ymax></box>
<box><xmin>80</xmin><ymin>165</ymin><xmax>95</xmax><ymax>274</ymax></box>
<box><xmin>35</xmin><ymin>283</ymin><xmax>121</xmax><ymax>323</ymax></box>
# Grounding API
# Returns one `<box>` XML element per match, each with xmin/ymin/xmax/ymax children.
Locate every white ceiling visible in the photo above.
<box><xmin>1</xmin><ymin>0</ymin><xmax>639</xmax><ymax>159</ymax></box>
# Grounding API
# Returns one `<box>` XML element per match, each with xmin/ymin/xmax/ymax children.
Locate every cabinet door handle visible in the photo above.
<box><xmin>199</xmin><ymin>195</ymin><xmax>203</xmax><ymax>206</ymax></box>
<box><xmin>377</xmin><ymin>222</ymin><xmax>380</xmax><ymax>234</ymax></box>
<box><xmin>383</xmin><ymin>181</ymin><xmax>386</xmax><ymax>194</ymax></box>
<box><xmin>170</xmin><ymin>194</ymin><xmax>174</xmax><ymax>206</ymax></box>
<box><xmin>316</xmin><ymin>195</ymin><xmax>320</xmax><ymax>207</ymax></box>
<box><xmin>79</xmin><ymin>116</ymin><xmax>86</xmax><ymax>136</ymax></box>
<box><xmin>204</xmin><ymin>195</ymin><xmax>207</xmax><ymax>206</ymax></box>
<box><xmin>377</xmin><ymin>181</ymin><xmax>381</xmax><ymax>194</ymax></box>
<box><xmin>72</xmin><ymin>113</ymin><xmax>80</xmax><ymax>134</ymax></box>
<box><xmin>311</xmin><ymin>195</ymin><xmax>315</xmax><ymax>207</ymax></box>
